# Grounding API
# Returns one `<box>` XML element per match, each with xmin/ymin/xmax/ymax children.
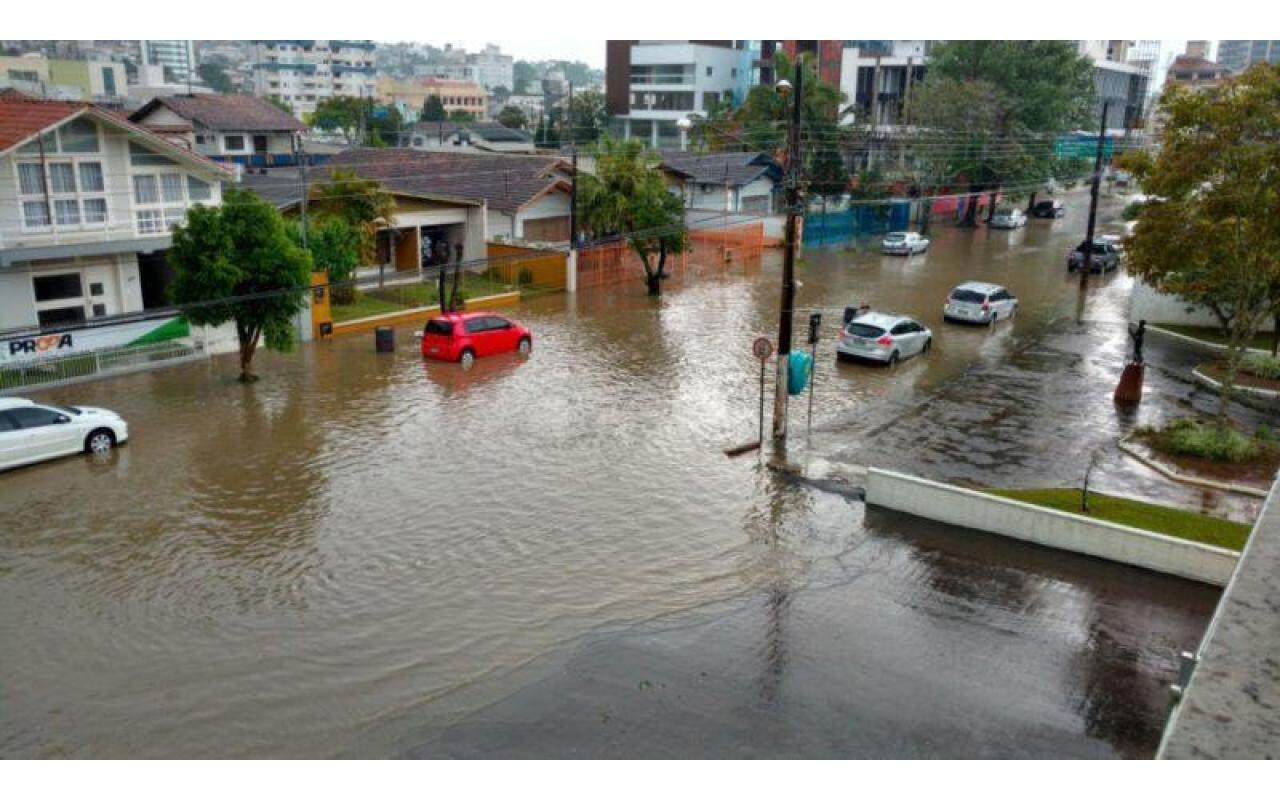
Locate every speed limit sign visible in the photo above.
<box><xmin>752</xmin><ymin>337</ymin><xmax>774</xmax><ymax>360</ymax></box>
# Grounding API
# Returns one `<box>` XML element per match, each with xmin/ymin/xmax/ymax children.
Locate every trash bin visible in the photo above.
<box><xmin>375</xmin><ymin>326</ymin><xmax>395</xmax><ymax>353</ymax></box>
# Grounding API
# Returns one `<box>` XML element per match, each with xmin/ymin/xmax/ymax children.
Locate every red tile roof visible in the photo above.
<box><xmin>0</xmin><ymin>91</ymin><xmax>87</xmax><ymax>152</ymax></box>
<box><xmin>131</xmin><ymin>94</ymin><xmax>305</xmax><ymax>133</ymax></box>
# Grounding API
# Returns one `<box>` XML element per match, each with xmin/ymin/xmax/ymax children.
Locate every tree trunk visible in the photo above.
<box><xmin>1272</xmin><ymin>314</ymin><xmax>1279</xmax><ymax>357</ymax></box>
<box><xmin>450</xmin><ymin>262</ymin><xmax>462</xmax><ymax>311</ymax></box>
<box><xmin>960</xmin><ymin>189</ymin><xmax>980</xmax><ymax>228</ymax></box>
<box><xmin>986</xmin><ymin>190</ymin><xmax>999</xmax><ymax>222</ymax></box>
<box><xmin>1026</xmin><ymin>191</ymin><xmax>1037</xmax><ymax>212</ymax></box>
<box><xmin>645</xmin><ymin>271</ymin><xmax>661</xmax><ymax>296</ymax></box>
<box><xmin>437</xmin><ymin>266</ymin><xmax>447</xmax><ymax>311</ymax></box>
<box><xmin>237</xmin><ymin>321</ymin><xmax>261</xmax><ymax>383</ymax></box>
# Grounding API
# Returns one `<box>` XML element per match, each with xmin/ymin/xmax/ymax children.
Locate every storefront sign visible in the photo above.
<box><xmin>0</xmin><ymin>316</ymin><xmax>190</xmax><ymax>365</ymax></box>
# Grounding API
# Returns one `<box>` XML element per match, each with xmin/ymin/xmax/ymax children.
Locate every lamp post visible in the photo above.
<box><xmin>773</xmin><ymin>72</ymin><xmax>802</xmax><ymax>443</ymax></box>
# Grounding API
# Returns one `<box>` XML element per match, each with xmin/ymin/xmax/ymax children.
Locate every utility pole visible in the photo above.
<box><xmin>298</xmin><ymin>140</ymin><xmax>310</xmax><ymax>249</ymax></box>
<box><xmin>1080</xmin><ymin>100</ymin><xmax>1111</xmax><ymax>291</ymax></box>
<box><xmin>569</xmin><ymin>80</ymin><xmax>578</xmax><ymax>251</ymax></box>
<box><xmin>773</xmin><ymin>65</ymin><xmax>803</xmax><ymax>442</ymax></box>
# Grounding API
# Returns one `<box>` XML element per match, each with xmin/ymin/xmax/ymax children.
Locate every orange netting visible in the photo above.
<box><xmin>576</xmin><ymin>223</ymin><xmax>765</xmax><ymax>290</ymax></box>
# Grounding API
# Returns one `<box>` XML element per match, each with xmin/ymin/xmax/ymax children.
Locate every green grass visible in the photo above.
<box><xmin>1154</xmin><ymin>323</ymin><xmax>1277</xmax><ymax>352</ymax></box>
<box><xmin>986</xmin><ymin>488</ymin><xmax>1250</xmax><ymax>551</ymax></box>
<box><xmin>330</xmin><ymin>273</ymin><xmax>514</xmax><ymax>324</ymax></box>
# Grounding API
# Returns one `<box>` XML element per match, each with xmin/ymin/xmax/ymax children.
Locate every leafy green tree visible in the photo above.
<box><xmin>447</xmin><ymin>109</ymin><xmax>476</xmax><ymax>122</ymax></box>
<box><xmin>169</xmin><ymin>188</ymin><xmax>312</xmax><ymax>382</ymax></box>
<box><xmin>197</xmin><ymin>62</ymin><xmax>234</xmax><ymax>94</ymax></box>
<box><xmin>366</xmin><ymin>104</ymin><xmax>404</xmax><ymax>147</ymax></box>
<box><xmin>421</xmin><ymin>95</ymin><xmax>447</xmax><ymax>122</ymax></box>
<box><xmin>809</xmin><ymin>142</ymin><xmax>848</xmax><ymax>213</ymax></box>
<box><xmin>734</xmin><ymin>51</ymin><xmax>845</xmax><ymax>154</ymax></box>
<box><xmin>579</xmin><ymin>138</ymin><xmax>687</xmax><ymax>296</ymax></box>
<box><xmin>308</xmin><ymin>169</ymin><xmax>396</xmax><ymax>265</ymax></box>
<box><xmin>492</xmin><ymin>85</ymin><xmax>512</xmax><ymax>104</ymax></box>
<box><xmin>290</xmin><ymin>216</ymin><xmax>361</xmax><ymax>305</ymax></box>
<box><xmin>911</xmin><ymin>41</ymin><xmax>1096</xmax><ymax>226</ymax></box>
<box><xmin>311</xmin><ymin>96</ymin><xmax>366</xmax><ymax>145</ymax></box>
<box><xmin>1121</xmin><ymin>63</ymin><xmax>1280</xmax><ymax>425</ymax></box>
<box><xmin>497</xmin><ymin>105</ymin><xmax>528</xmax><ymax>130</ymax></box>
<box><xmin>564</xmin><ymin>90</ymin><xmax>609</xmax><ymax>144</ymax></box>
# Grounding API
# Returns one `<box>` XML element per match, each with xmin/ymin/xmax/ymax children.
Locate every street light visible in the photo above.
<box><xmin>676</xmin><ymin>116</ymin><xmax>693</xmax><ymax>152</ymax></box>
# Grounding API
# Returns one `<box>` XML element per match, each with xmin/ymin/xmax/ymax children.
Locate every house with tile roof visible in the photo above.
<box><xmin>129</xmin><ymin>94</ymin><xmax>306</xmax><ymax>167</ymax></box>
<box><xmin>406</xmin><ymin>121</ymin><xmax>535</xmax><ymax>154</ymax></box>
<box><xmin>0</xmin><ymin>90</ymin><xmax>234</xmax><ymax>353</ymax></box>
<box><xmin>326</xmin><ymin>148</ymin><xmax>575</xmax><ymax>244</ymax></box>
<box><xmin>660</xmin><ymin>151</ymin><xmax>781</xmax><ymax>214</ymax></box>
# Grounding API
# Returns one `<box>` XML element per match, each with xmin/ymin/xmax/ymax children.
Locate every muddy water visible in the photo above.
<box><xmin>0</xmin><ymin>190</ymin><xmax>1218</xmax><ymax>757</ymax></box>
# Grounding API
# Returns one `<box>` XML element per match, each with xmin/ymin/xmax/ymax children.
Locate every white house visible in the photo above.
<box><xmin>661</xmin><ymin>151</ymin><xmax>781</xmax><ymax>214</ymax></box>
<box><xmin>130</xmin><ymin>94</ymin><xmax>306</xmax><ymax>167</ymax></box>
<box><xmin>0</xmin><ymin>90</ymin><xmax>233</xmax><ymax>360</ymax></box>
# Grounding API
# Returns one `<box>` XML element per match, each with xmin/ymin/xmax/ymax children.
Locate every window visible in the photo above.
<box><xmin>160</xmin><ymin>174</ymin><xmax>184</xmax><ymax>203</ymax></box>
<box><xmin>102</xmin><ymin>66</ymin><xmax>117</xmax><ymax>96</ymax></box>
<box><xmin>92</xmin><ymin>303</ymin><xmax>107</xmax><ymax>317</ymax></box>
<box><xmin>164</xmin><ymin>208</ymin><xmax>186</xmax><ymax>229</ymax></box>
<box><xmin>34</xmin><ymin>273</ymin><xmax>83</xmax><ymax>302</ymax></box>
<box><xmin>37</xmin><ymin>307</ymin><xmax>86</xmax><ymax>327</ymax></box>
<box><xmin>49</xmin><ymin>163</ymin><xmax>76</xmax><ymax>193</ymax></box>
<box><xmin>136</xmin><ymin>209</ymin><xmax>165</xmax><ymax>235</ymax></box>
<box><xmin>129</xmin><ymin>142</ymin><xmax>176</xmax><ymax>166</ymax></box>
<box><xmin>58</xmin><ymin>118</ymin><xmax>99</xmax><ymax>153</ymax></box>
<box><xmin>0</xmin><ymin>413</ymin><xmax>16</xmax><ymax>432</ymax></box>
<box><xmin>78</xmin><ymin>162</ymin><xmax>104</xmax><ymax>192</ymax></box>
<box><xmin>464</xmin><ymin>318</ymin><xmax>488</xmax><ymax>334</ymax></box>
<box><xmin>23</xmin><ymin>201</ymin><xmax>51</xmax><ymax>227</ymax></box>
<box><xmin>7</xmin><ymin>407</ymin><xmax>65</xmax><ymax>429</ymax></box>
<box><xmin>54</xmin><ymin>199</ymin><xmax>80</xmax><ymax>225</ymax></box>
<box><xmin>706</xmin><ymin>66</ymin><xmax>713</xmax><ymax>77</ymax></box>
<box><xmin>846</xmin><ymin>323</ymin><xmax>885</xmax><ymax>339</ymax></box>
<box><xmin>187</xmin><ymin>176</ymin><xmax>211</xmax><ymax>202</ymax></box>
<box><xmin>90</xmin><ymin>282</ymin><xmax>105</xmax><ymax>297</ymax></box>
<box><xmin>950</xmin><ymin>289</ymin><xmax>986</xmax><ymax>304</ymax></box>
<box><xmin>224</xmin><ymin>134</ymin><xmax>245</xmax><ymax>151</ymax></box>
<box><xmin>133</xmin><ymin>175</ymin><xmax>159</xmax><ymax>204</ymax></box>
<box><xmin>18</xmin><ymin>162</ymin><xmax>45</xmax><ymax>194</ymax></box>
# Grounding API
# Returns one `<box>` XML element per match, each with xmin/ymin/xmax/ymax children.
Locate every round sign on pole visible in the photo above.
<box><xmin>752</xmin><ymin>337</ymin><xmax>774</xmax><ymax>360</ymax></box>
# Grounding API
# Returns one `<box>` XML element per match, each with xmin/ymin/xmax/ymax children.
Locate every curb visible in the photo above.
<box><xmin>1147</xmin><ymin>324</ymin><xmax>1272</xmax><ymax>356</ymax></box>
<box><xmin>1118</xmin><ymin>435</ymin><xmax>1270</xmax><ymax>498</ymax></box>
<box><xmin>1192</xmin><ymin>366</ymin><xmax>1280</xmax><ymax>406</ymax></box>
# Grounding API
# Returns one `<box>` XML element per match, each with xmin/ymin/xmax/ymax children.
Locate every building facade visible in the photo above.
<box><xmin>140</xmin><ymin>40</ymin><xmax>196</xmax><ymax>85</ymax></box>
<box><xmin>376</xmin><ymin>76</ymin><xmax>488</xmax><ymax>123</ymax></box>
<box><xmin>606</xmin><ymin>41</ymin><xmax>754</xmax><ymax>149</ymax></box>
<box><xmin>251</xmin><ymin>40</ymin><xmax>377</xmax><ymax>119</ymax></box>
<box><xmin>0</xmin><ymin>93</ymin><xmax>231</xmax><ymax>350</ymax></box>
<box><xmin>0</xmin><ymin>55</ymin><xmax>126</xmax><ymax>103</ymax></box>
<box><xmin>130</xmin><ymin>94</ymin><xmax>306</xmax><ymax>167</ymax></box>
<box><xmin>838</xmin><ymin>41</ymin><xmax>930</xmax><ymax>127</ymax></box>
<box><xmin>1217</xmin><ymin>41</ymin><xmax>1280</xmax><ymax>73</ymax></box>
<box><xmin>1079</xmin><ymin>41</ymin><xmax>1151</xmax><ymax>129</ymax></box>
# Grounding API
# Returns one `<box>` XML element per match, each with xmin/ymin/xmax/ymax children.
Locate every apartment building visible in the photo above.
<box><xmin>1217</xmin><ymin>41</ymin><xmax>1280</xmax><ymax>73</ymax></box>
<box><xmin>140</xmin><ymin>40</ymin><xmax>196</xmax><ymax>85</ymax></box>
<box><xmin>1079</xmin><ymin>41</ymin><xmax>1151</xmax><ymax>129</ymax></box>
<box><xmin>0</xmin><ymin>91</ymin><xmax>232</xmax><ymax>354</ymax></box>
<box><xmin>605</xmin><ymin>41</ymin><xmax>754</xmax><ymax>149</ymax></box>
<box><xmin>838</xmin><ymin>41</ymin><xmax>930</xmax><ymax>126</ymax></box>
<box><xmin>0</xmin><ymin>54</ymin><xmax>127</xmax><ymax>103</ymax></box>
<box><xmin>376</xmin><ymin>76</ymin><xmax>488</xmax><ymax>123</ymax></box>
<box><xmin>251</xmin><ymin>40</ymin><xmax>377</xmax><ymax>119</ymax></box>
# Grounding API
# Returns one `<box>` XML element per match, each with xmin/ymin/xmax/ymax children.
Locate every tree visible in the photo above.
<box><xmin>911</xmin><ymin>41</ymin><xmax>1096</xmax><ymax>226</ymax></box>
<box><xmin>497</xmin><ymin>105</ymin><xmax>528</xmax><ymax>130</ymax></box>
<box><xmin>365</xmin><ymin>104</ymin><xmax>404</xmax><ymax>147</ymax></box>
<box><xmin>564</xmin><ymin>90</ymin><xmax>609</xmax><ymax>144</ymax></box>
<box><xmin>579</xmin><ymin>138</ymin><xmax>687</xmax><ymax>296</ymax></box>
<box><xmin>311</xmin><ymin>96</ymin><xmax>367</xmax><ymax>145</ymax></box>
<box><xmin>307</xmin><ymin>168</ymin><xmax>396</xmax><ymax>268</ymax></box>
<box><xmin>197</xmin><ymin>62</ymin><xmax>234</xmax><ymax>94</ymax></box>
<box><xmin>734</xmin><ymin>51</ymin><xmax>846</xmax><ymax>155</ymax></box>
<box><xmin>169</xmin><ymin>188</ymin><xmax>312</xmax><ymax>382</ymax></box>
<box><xmin>290</xmin><ymin>216</ymin><xmax>361</xmax><ymax>305</ymax></box>
<box><xmin>1120</xmin><ymin>63</ymin><xmax>1280</xmax><ymax>426</ymax></box>
<box><xmin>809</xmin><ymin>143</ymin><xmax>849</xmax><ymax>212</ymax></box>
<box><xmin>421</xmin><ymin>95</ymin><xmax>447</xmax><ymax>122</ymax></box>
<box><xmin>447</xmin><ymin>109</ymin><xmax>476</xmax><ymax>122</ymax></box>
<box><xmin>513</xmin><ymin>61</ymin><xmax>538</xmax><ymax>94</ymax></box>
<box><xmin>492</xmin><ymin>85</ymin><xmax>512</xmax><ymax>104</ymax></box>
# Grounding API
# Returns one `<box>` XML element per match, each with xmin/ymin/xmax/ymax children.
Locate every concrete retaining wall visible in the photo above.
<box><xmin>1131</xmin><ymin>280</ymin><xmax>1276</xmax><ymax>331</ymax></box>
<box><xmin>865</xmin><ymin>468</ymin><xmax>1239</xmax><ymax>586</ymax></box>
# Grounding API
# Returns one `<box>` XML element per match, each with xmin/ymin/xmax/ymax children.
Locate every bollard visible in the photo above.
<box><xmin>375</xmin><ymin>326</ymin><xmax>395</xmax><ymax>353</ymax></box>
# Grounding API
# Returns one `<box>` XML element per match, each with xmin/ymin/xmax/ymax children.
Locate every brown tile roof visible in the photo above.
<box><xmin>1168</xmin><ymin>55</ymin><xmax>1227</xmax><ymax>74</ymax></box>
<box><xmin>326</xmin><ymin>148</ymin><xmax>571</xmax><ymax>213</ymax></box>
<box><xmin>0</xmin><ymin>91</ymin><xmax>233</xmax><ymax>178</ymax></box>
<box><xmin>131</xmin><ymin>94</ymin><xmax>305</xmax><ymax>133</ymax></box>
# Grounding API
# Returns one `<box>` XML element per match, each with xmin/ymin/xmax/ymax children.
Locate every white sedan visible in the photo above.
<box><xmin>881</xmin><ymin>231</ymin><xmax>930</xmax><ymax>255</ymax></box>
<box><xmin>0</xmin><ymin>397</ymin><xmax>129</xmax><ymax>471</ymax></box>
<box><xmin>836</xmin><ymin>311</ymin><xmax>933</xmax><ymax>365</ymax></box>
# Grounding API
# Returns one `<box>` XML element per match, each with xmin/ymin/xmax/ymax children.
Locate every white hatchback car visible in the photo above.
<box><xmin>943</xmin><ymin>281</ymin><xmax>1018</xmax><ymax>325</ymax></box>
<box><xmin>988</xmin><ymin>208</ymin><xmax>1028</xmax><ymax>229</ymax></box>
<box><xmin>881</xmin><ymin>231</ymin><xmax>930</xmax><ymax>255</ymax></box>
<box><xmin>836</xmin><ymin>311</ymin><xmax>933</xmax><ymax>365</ymax></box>
<box><xmin>0</xmin><ymin>397</ymin><xmax>128</xmax><ymax>471</ymax></box>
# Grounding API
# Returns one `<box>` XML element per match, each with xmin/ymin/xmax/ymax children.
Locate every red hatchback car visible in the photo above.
<box><xmin>419</xmin><ymin>312</ymin><xmax>533</xmax><ymax>367</ymax></box>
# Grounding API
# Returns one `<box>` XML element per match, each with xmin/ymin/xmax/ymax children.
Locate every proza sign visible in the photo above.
<box><xmin>9</xmin><ymin>332</ymin><xmax>74</xmax><ymax>357</ymax></box>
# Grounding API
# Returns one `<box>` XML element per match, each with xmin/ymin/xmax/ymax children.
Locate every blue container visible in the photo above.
<box><xmin>787</xmin><ymin>350</ymin><xmax>812</xmax><ymax>396</ymax></box>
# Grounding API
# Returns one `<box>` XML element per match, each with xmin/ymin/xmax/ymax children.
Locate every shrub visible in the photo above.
<box><xmin>1241</xmin><ymin>352</ymin><xmax>1280</xmax><ymax>380</ymax></box>
<box><xmin>1121</xmin><ymin>200</ymin><xmax>1144</xmax><ymax>221</ymax></box>
<box><xmin>1160</xmin><ymin>418</ymin><xmax>1260</xmax><ymax>462</ymax></box>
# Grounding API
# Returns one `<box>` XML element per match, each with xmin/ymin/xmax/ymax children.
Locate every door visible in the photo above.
<box><xmin>253</xmin><ymin>135</ymin><xmax>269</xmax><ymax>154</ymax></box>
<box><xmin>487</xmin><ymin>317</ymin><xmax>517</xmax><ymax>353</ymax></box>
<box><xmin>0</xmin><ymin>411</ymin><xmax>31</xmax><ymax>468</ymax></box>
<box><xmin>464</xmin><ymin>317</ymin><xmax>496</xmax><ymax>356</ymax></box>
<box><xmin>8</xmin><ymin>405</ymin><xmax>79</xmax><ymax>459</ymax></box>
<box><xmin>890</xmin><ymin>323</ymin><xmax>916</xmax><ymax>356</ymax></box>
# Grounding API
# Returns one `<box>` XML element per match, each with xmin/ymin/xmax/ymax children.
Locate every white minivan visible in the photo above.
<box><xmin>0</xmin><ymin>397</ymin><xmax>129</xmax><ymax>471</ymax></box>
<box><xmin>943</xmin><ymin>282</ymin><xmax>1018</xmax><ymax>325</ymax></box>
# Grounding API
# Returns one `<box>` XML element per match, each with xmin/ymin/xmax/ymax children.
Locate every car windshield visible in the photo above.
<box><xmin>950</xmin><ymin>289</ymin><xmax>987</xmax><ymax>304</ymax></box>
<box><xmin>885</xmin><ymin>233</ymin><xmax>906</xmax><ymax>241</ymax></box>
<box><xmin>846</xmin><ymin>323</ymin><xmax>886</xmax><ymax>338</ymax></box>
<box><xmin>425</xmin><ymin>319</ymin><xmax>453</xmax><ymax>336</ymax></box>
<box><xmin>51</xmin><ymin>405</ymin><xmax>82</xmax><ymax>415</ymax></box>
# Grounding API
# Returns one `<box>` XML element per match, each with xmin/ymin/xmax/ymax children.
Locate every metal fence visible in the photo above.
<box><xmin>0</xmin><ymin>339</ymin><xmax>205</xmax><ymax>394</ymax></box>
<box><xmin>803</xmin><ymin>202</ymin><xmax>912</xmax><ymax>247</ymax></box>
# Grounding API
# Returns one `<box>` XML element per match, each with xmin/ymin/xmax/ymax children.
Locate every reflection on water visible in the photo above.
<box><xmin>0</xmin><ymin>190</ymin><xmax>1216</xmax><ymax>758</ymax></box>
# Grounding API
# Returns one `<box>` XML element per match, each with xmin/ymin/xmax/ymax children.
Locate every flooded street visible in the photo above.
<box><xmin>1</xmin><ymin>189</ymin><xmax>1223</xmax><ymax>758</ymax></box>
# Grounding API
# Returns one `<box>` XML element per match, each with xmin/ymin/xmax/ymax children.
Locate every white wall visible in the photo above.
<box><xmin>866</xmin><ymin>468</ymin><xmax>1240</xmax><ymax>586</ymax></box>
<box><xmin>487</xmin><ymin>209</ymin><xmax>515</xmax><ymax>241</ymax></box>
<box><xmin>1130</xmin><ymin>279</ymin><xmax>1276</xmax><ymax>331</ymax></box>
<box><xmin>0</xmin><ymin>271</ymin><xmax>37</xmax><ymax>331</ymax></box>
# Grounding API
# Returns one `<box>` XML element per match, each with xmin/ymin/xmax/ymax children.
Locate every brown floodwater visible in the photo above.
<box><xmin>1</xmin><ymin>189</ymin><xmax>1221</xmax><ymax>757</ymax></box>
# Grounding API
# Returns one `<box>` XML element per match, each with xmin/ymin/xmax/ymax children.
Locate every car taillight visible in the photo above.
<box><xmin>981</xmin><ymin>302</ymin><xmax>990</xmax><ymax>311</ymax></box>
<box><xmin>876</xmin><ymin>335</ymin><xmax>893</xmax><ymax>346</ymax></box>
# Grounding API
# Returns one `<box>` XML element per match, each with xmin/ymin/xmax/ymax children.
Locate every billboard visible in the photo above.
<box><xmin>0</xmin><ymin>316</ymin><xmax>190</xmax><ymax>366</ymax></box>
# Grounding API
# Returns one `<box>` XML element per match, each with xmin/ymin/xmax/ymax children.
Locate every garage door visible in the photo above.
<box><xmin>522</xmin><ymin>216</ymin><xmax>570</xmax><ymax>243</ymax></box>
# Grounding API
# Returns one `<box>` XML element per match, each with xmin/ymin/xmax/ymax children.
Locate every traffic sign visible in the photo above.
<box><xmin>752</xmin><ymin>337</ymin><xmax>774</xmax><ymax>360</ymax></box>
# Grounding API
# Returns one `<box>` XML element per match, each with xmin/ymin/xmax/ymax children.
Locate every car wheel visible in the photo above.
<box><xmin>889</xmin><ymin>351</ymin><xmax>900</xmax><ymax>366</ymax></box>
<box><xmin>85</xmin><ymin>428</ymin><xmax>115</xmax><ymax>455</ymax></box>
<box><xmin>459</xmin><ymin>348</ymin><xmax>476</xmax><ymax>368</ymax></box>
<box><xmin>517</xmin><ymin>337</ymin><xmax>532</xmax><ymax>356</ymax></box>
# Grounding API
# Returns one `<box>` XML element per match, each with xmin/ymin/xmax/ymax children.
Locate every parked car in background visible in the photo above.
<box><xmin>0</xmin><ymin>397</ymin><xmax>128</xmax><ymax>471</ymax></box>
<box><xmin>943</xmin><ymin>282</ymin><xmax>1018</xmax><ymax>325</ymax></box>
<box><xmin>988</xmin><ymin>208</ymin><xmax>1028</xmax><ymax>229</ymax></box>
<box><xmin>836</xmin><ymin>311</ymin><xmax>932</xmax><ymax>365</ymax></box>
<box><xmin>418</xmin><ymin>312</ymin><xmax>532</xmax><ymax>368</ymax></box>
<box><xmin>1031</xmin><ymin>200</ymin><xmax>1065</xmax><ymax>219</ymax></box>
<box><xmin>1067</xmin><ymin>240</ymin><xmax>1121</xmax><ymax>273</ymax></box>
<box><xmin>881</xmin><ymin>231</ymin><xmax>930</xmax><ymax>255</ymax></box>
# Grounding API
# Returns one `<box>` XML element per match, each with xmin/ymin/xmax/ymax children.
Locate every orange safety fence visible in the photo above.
<box><xmin>576</xmin><ymin>222</ymin><xmax>765</xmax><ymax>291</ymax></box>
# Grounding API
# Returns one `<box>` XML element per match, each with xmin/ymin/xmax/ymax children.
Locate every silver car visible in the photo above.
<box><xmin>881</xmin><ymin>231</ymin><xmax>930</xmax><ymax>255</ymax></box>
<box><xmin>943</xmin><ymin>281</ymin><xmax>1018</xmax><ymax>325</ymax></box>
<box><xmin>836</xmin><ymin>311</ymin><xmax>933</xmax><ymax>365</ymax></box>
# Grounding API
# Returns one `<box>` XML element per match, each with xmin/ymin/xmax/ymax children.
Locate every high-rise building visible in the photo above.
<box><xmin>250</xmin><ymin>40</ymin><xmax>377</xmax><ymax>119</ymax></box>
<box><xmin>605</xmin><ymin>41</ymin><xmax>754</xmax><ymax>149</ymax></box>
<box><xmin>139</xmin><ymin>40</ymin><xmax>196</xmax><ymax>85</ymax></box>
<box><xmin>838</xmin><ymin>41</ymin><xmax>931</xmax><ymax>127</ymax></box>
<box><xmin>1078</xmin><ymin>41</ymin><xmax>1150</xmax><ymax>129</ymax></box>
<box><xmin>466</xmin><ymin>45</ymin><xmax>514</xmax><ymax>92</ymax></box>
<box><xmin>1217</xmin><ymin>41</ymin><xmax>1280</xmax><ymax>73</ymax></box>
